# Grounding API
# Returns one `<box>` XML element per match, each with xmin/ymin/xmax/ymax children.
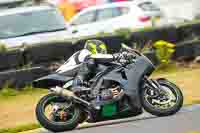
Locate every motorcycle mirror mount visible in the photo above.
<box><xmin>121</xmin><ymin>43</ymin><xmax>132</xmax><ymax>51</ymax></box>
<box><xmin>121</xmin><ymin>43</ymin><xmax>141</xmax><ymax>56</ymax></box>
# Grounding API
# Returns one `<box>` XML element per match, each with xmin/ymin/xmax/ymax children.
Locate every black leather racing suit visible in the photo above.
<box><xmin>72</xmin><ymin>49</ymin><xmax>113</xmax><ymax>86</ymax></box>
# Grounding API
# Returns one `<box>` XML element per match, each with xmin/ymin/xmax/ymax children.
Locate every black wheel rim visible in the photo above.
<box><xmin>41</xmin><ymin>95</ymin><xmax>77</xmax><ymax>124</ymax></box>
<box><xmin>144</xmin><ymin>84</ymin><xmax>178</xmax><ymax>110</ymax></box>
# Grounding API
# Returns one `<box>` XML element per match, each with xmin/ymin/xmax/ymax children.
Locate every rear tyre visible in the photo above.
<box><xmin>36</xmin><ymin>93</ymin><xmax>81</xmax><ymax>132</ymax></box>
<box><xmin>141</xmin><ymin>79</ymin><xmax>183</xmax><ymax>116</ymax></box>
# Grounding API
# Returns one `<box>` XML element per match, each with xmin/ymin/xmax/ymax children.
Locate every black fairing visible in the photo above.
<box><xmin>58</xmin><ymin>66</ymin><xmax>80</xmax><ymax>77</ymax></box>
<box><xmin>103</xmin><ymin>55</ymin><xmax>155</xmax><ymax>108</ymax></box>
<box><xmin>33</xmin><ymin>74</ymin><xmax>73</xmax><ymax>89</ymax></box>
<box><xmin>124</xmin><ymin>55</ymin><xmax>155</xmax><ymax>94</ymax></box>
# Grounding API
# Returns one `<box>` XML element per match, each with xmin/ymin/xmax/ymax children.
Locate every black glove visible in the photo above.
<box><xmin>112</xmin><ymin>53</ymin><xmax>121</xmax><ymax>61</ymax></box>
<box><xmin>126</xmin><ymin>53</ymin><xmax>136</xmax><ymax>62</ymax></box>
<box><xmin>113</xmin><ymin>53</ymin><xmax>128</xmax><ymax>64</ymax></box>
<box><xmin>121</xmin><ymin>51</ymin><xmax>128</xmax><ymax>59</ymax></box>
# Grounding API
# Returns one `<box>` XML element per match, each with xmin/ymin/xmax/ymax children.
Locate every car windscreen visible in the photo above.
<box><xmin>138</xmin><ymin>2</ymin><xmax>160</xmax><ymax>11</ymax></box>
<box><xmin>0</xmin><ymin>9</ymin><xmax>66</xmax><ymax>39</ymax></box>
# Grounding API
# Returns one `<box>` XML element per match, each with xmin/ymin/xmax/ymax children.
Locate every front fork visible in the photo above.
<box><xmin>143</xmin><ymin>76</ymin><xmax>164</xmax><ymax>97</ymax></box>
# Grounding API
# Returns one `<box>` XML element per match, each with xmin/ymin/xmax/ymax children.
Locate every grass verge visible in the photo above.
<box><xmin>152</xmin><ymin>63</ymin><xmax>200</xmax><ymax>105</ymax></box>
<box><xmin>0</xmin><ymin>123</ymin><xmax>41</xmax><ymax>133</ymax></box>
<box><xmin>0</xmin><ymin>87</ymin><xmax>48</xmax><ymax>130</ymax></box>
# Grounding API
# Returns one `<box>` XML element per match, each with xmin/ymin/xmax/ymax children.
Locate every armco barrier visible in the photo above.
<box><xmin>190</xmin><ymin>23</ymin><xmax>200</xmax><ymax>36</ymax></box>
<box><xmin>0</xmin><ymin>67</ymin><xmax>50</xmax><ymax>89</ymax></box>
<box><xmin>0</xmin><ymin>49</ymin><xmax>23</xmax><ymax>71</ymax></box>
<box><xmin>128</xmin><ymin>26</ymin><xmax>180</xmax><ymax>48</ymax></box>
<box><xmin>24</xmin><ymin>41</ymin><xmax>73</xmax><ymax>64</ymax></box>
<box><xmin>194</xmin><ymin>42</ymin><xmax>200</xmax><ymax>56</ymax></box>
<box><xmin>173</xmin><ymin>40</ymin><xmax>200</xmax><ymax>60</ymax></box>
<box><xmin>176</xmin><ymin>22</ymin><xmax>200</xmax><ymax>41</ymax></box>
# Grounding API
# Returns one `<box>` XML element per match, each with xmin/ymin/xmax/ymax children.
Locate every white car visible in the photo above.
<box><xmin>0</xmin><ymin>5</ymin><xmax>69</xmax><ymax>48</ymax></box>
<box><xmin>66</xmin><ymin>1</ymin><xmax>165</xmax><ymax>38</ymax></box>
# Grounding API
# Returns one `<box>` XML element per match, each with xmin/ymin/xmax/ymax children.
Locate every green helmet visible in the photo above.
<box><xmin>84</xmin><ymin>39</ymin><xmax>107</xmax><ymax>54</ymax></box>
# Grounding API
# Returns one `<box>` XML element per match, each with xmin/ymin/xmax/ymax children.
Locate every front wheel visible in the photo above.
<box><xmin>141</xmin><ymin>79</ymin><xmax>183</xmax><ymax>116</ymax></box>
<box><xmin>35</xmin><ymin>93</ymin><xmax>81</xmax><ymax>132</ymax></box>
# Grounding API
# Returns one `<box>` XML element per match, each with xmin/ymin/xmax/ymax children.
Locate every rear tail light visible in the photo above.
<box><xmin>138</xmin><ymin>16</ymin><xmax>150</xmax><ymax>22</ymax></box>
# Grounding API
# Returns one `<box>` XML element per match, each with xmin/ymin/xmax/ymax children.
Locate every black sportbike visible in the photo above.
<box><xmin>34</xmin><ymin>44</ymin><xmax>183</xmax><ymax>132</ymax></box>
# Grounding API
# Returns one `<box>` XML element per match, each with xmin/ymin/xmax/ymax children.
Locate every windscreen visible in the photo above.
<box><xmin>0</xmin><ymin>9</ymin><xmax>66</xmax><ymax>39</ymax></box>
<box><xmin>138</xmin><ymin>2</ymin><xmax>160</xmax><ymax>11</ymax></box>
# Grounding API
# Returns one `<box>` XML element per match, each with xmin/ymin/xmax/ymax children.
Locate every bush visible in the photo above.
<box><xmin>0</xmin><ymin>43</ymin><xmax>7</xmax><ymax>53</ymax></box>
<box><xmin>153</xmin><ymin>40</ymin><xmax>176</xmax><ymax>67</ymax></box>
<box><xmin>95</xmin><ymin>31</ymin><xmax>111</xmax><ymax>38</ymax></box>
<box><xmin>114</xmin><ymin>28</ymin><xmax>132</xmax><ymax>39</ymax></box>
<box><xmin>129</xmin><ymin>39</ymin><xmax>176</xmax><ymax>67</ymax></box>
<box><xmin>0</xmin><ymin>82</ymin><xmax>19</xmax><ymax>97</ymax></box>
<box><xmin>0</xmin><ymin>83</ymin><xmax>38</xmax><ymax>98</ymax></box>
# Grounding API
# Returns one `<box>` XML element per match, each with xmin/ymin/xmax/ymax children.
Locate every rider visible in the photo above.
<box><xmin>72</xmin><ymin>39</ymin><xmax>112</xmax><ymax>87</ymax></box>
<box><xmin>73</xmin><ymin>39</ymin><xmax>142</xmax><ymax>114</ymax></box>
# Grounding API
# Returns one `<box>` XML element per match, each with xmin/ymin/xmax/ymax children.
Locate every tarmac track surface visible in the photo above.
<box><xmin>33</xmin><ymin>104</ymin><xmax>200</xmax><ymax>133</ymax></box>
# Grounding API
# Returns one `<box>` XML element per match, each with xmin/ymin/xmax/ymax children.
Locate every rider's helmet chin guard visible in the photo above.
<box><xmin>84</xmin><ymin>39</ymin><xmax>108</xmax><ymax>55</ymax></box>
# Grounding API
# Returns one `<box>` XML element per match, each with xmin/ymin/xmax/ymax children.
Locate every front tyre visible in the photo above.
<box><xmin>36</xmin><ymin>93</ymin><xmax>81</xmax><ymax>132</ymax></box>
<box><xmin>141</xmin><ymin>79</ymin><xmax>183</xmax><ymax>116</ymax></box>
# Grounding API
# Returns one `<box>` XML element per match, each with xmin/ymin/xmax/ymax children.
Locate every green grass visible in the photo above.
<box><xmin>0</xmin><ymin>87</ymin><xmax>48</xmax><ymax>131</ymax></box>
<box><xmin>153</xmin><ymin>63</ymin><xmax>178</xmax><ymax>74</ymax></box>
<box><xmin>0</xmin><ymin>86</ymin><xmax>45</xmax><ymax>132</ymax></box>
<box><xmin>0</xmin><ymin>43</ymin><xmax>7</xmax><ymax>53</ymax></box>
<box><xmin>0</xmin><ymin>123</ymin><xmax>41</xmax><ymax>133</ymax></box>
<box><xmin>0</xmin><ymin>85</ymin><xmax>46</xmax><ymax>100</ymax></box>
<box><xmin>0</xmin><ymin>88</ymin><xmax>19</xmax><ymax>98</ymax></box>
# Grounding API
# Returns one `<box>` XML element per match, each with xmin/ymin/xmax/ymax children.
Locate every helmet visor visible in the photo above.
<box><xmin>98</xmin><ymin>44</ymin><xmax>107</xmax><ymax>54</ymax></box>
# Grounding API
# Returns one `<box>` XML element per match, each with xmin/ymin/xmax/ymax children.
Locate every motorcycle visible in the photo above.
<box><xmin>33</xmin><ymin>44</ymin><xmax>183</xmax><ymax>132</ymax></box>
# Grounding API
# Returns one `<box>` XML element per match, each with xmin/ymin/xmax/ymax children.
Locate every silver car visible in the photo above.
<box><xmin>0</xmin><ymin>5</ymin><xmax>69</xmax><ymax>49</ymax></box>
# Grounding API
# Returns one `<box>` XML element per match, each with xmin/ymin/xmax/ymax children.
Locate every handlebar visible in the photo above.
<box><xmin>113</xmin><ymin>43</ymin><xmax>148</xmax><ymax>65</ymax></box>
<box><xmin>120</xmin><ymin>43</ymin><xmax>141</xmax><ymax>56</ymax></box>
<box><xmin>127</xmin><ymin>49</ymin><xmax>141</xmax><ymax>56</ymax></box>
<box><xmin>113</xmin><ymin>51</ymin><xmax>136</xmax><ymax>65</ymax></box>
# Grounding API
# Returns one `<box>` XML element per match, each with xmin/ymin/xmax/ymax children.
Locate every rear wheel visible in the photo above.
<box><xmin>36</xmin><ymin>93</ymin><xmax>81</xmax><ymax>132</ymax></box>
<box><xmin>141</xmin><ymin>79</ymin><xmax>183</xmax><ymax>116</ymax></box>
